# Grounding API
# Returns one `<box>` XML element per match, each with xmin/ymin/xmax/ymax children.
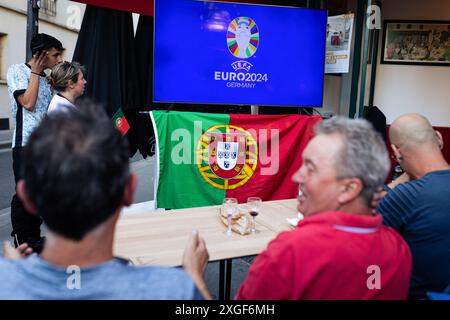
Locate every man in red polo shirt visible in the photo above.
<box><xmin>236</xmin><ymin>116</ymin><xmax>412</xmax><ymax>300</ymax></box>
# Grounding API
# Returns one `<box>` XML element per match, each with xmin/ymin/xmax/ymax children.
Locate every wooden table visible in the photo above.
<box><xmin>113</xmin><ymin>198</ymin><xmax>298</xmax><ymax>298</ymax></box>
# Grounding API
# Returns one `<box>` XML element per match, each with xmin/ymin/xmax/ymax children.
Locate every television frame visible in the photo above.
<box><xmin>153</xmin><ymin>0</ymin><xmax>328</xmax><ymax>108</ymax></box>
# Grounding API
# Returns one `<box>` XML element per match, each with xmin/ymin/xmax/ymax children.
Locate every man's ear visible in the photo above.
<box><xmin>435</xmin><ymin>131</ymin><xmax>444</xmax><ymax>150</ymax></box>
<box><xmin>337</xmin><ymin>178</ymin><xmax>363</xmax><ymax>205</ymax></box>
<box><xmin>391</xmin><ymin>143</ymin><xmax>403</xmax><ymax>162</ymax></box>
<box><xmin>123</xmin><ymin>173</ymin><xmax>138</xmax><ymax>207</ymax></box>
<box><xmin>16</xmin><ymin>180</ymin><xmax>38</xmax><ymax>215</ymax></box>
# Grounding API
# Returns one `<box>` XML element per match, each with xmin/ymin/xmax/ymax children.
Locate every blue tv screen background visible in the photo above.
<box><xmin>154</xmin><ymin>0</ymin><xmax>327</xmax><ymax>107</ymax></box>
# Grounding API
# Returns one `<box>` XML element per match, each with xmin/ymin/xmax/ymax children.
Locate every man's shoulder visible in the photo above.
<box><xmin>0</xmin><ymin>258</ymin><xmax>31</xmax><ymax>296</ymax></box>
<box><xmin>406</xmin><ymin>170</ymin><xmax>450</xmax><ymax>204</ymax></box>
<box><xmin>7</xmin><ymin>63</ymin><xmax>28</xmax><ymax>75</ymax></box>
<box><xmin>110</xmin><ymin>264</ymin><xmax>199</xmax><ymax>299</ymax></box>
<box><xmin>420</xmin><ymin>170</ymin><xmax>450</xmax><ymax>186</ymax></box>
<box><xmin>388</xmin><ymin>170</ymin><xmax>450</xmax><ymax>200</ymax></box>
<box><xmin>379</xmin><ymin>174</ymin><xmax>436</xmax><ymax>218</ymax></box>
<box><xmin>0</xmin><ymin>258</ymin><xmax>199</xmax><ymax>300</ymax></box>
<box><xmin>385</xmin><ymin>178</ymin><xmax>424</xmax><ymax>202</ymax></box>
<box><xmin>266</xmin><ymin>222</ymin><xmax>331</xmax><ymax>255</ymax></box>
<box><xmin>0</xmin><ymin>257</ymin><xmax>15</xmax><ymax>270</ymax></box>
<box><xmin>7</xmin><ymin>64</ymin><xmax>29</xmax><ymax>85</ymax></box>
<box><xmin>122</xmin><ymin>264</ymin><xmax>191</xmax><ymax>281</ymax></box>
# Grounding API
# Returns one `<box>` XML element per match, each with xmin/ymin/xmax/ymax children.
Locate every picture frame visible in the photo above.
<box><xmin>381</xmin><ymin>20</ymin><xmax>450</xmax><ymax>66</ymax></box>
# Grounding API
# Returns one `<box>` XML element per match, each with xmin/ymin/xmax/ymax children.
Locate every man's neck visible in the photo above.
<box><xmin>40</xmin><ymin>216</ymin><xmax>118</xmax><ymax>268</ymax></box>
<box><xmin>338</xmin><ymin>200</ymin><xmax>374</xmax><ymax>217</ymax></box>
<box><xmin>407</xmin><ymin>152</ymin><xmax>450</xmax><ymax>179</ymax></box>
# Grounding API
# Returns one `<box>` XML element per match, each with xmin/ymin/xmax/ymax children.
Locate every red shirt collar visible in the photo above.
<box><xmin>297</xmin><ymin>211</ymin><xmax>383</xmax><ymax>229</ymax></box>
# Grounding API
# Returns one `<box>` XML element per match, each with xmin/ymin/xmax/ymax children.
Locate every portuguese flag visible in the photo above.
<box><xmin>112</xmin><ymin>108</ymin><xmax>130</xmax><ymax>136</ymax></box>
<box><xmin>151</xmin><ymin>111</ymin><xmax>321</xmax><ymax>209</ymax></box>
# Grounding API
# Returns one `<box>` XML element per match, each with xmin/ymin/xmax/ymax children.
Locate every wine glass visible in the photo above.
<box><xmin>222</xmin><ymin>198</ymin><xmax>238</xmax><ymax>236</ymax></box>
<box><xmin>247</xmin><ymin>197</ymin><xmax>262</xmax><ymax>234</ymax></box>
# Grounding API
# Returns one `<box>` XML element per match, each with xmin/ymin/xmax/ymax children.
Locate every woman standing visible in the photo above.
<box><xmin>47</xmin><ymin>61</ymin><xmax>87</xmax><ymax>114</ymax></box>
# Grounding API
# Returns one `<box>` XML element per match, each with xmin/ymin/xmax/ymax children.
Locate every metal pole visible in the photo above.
<box><xmin>368</xmin><ymin>1</ymin><xmax>382</xmax><ymax>107</ymax></box>
<box><xmin>250</xmin><ymin>105</ymin><xmax>258</xmax><ymax>115</ymax></box>
<box><xmin>348</xmin><ymin>0</ymin><xmax>366</xmax><ymax>118</ymax></box>
<box><xmin>219</xmin><ymin>260</ymin><xmax>225</xmax><ymax>300</ymax></box>
<box><xmin>357</xmin><ymin>0</ymin><xmax>372</xmax><ymax>118</ymax></box>
<box><xmin>224</xmin><ymin>259</ymin><xmax>232</xmax><ymax>300</ymax></box>
<box><xmin>26</xmin><ymin>0</ymin><xmax>39</xmax><ymax>61</ymax></box>
<box><xmin>368</xmin><ymin>28</ymin><xmax>380</xmax><ymax>107</ymax></box>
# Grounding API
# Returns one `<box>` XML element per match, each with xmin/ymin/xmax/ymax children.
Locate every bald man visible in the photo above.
<box><xmin>378</xmin><ymin>113</ymin><xmax>450</xmax><ymax>299</ymax></box>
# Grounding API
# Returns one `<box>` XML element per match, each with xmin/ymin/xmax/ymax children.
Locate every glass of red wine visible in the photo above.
<box><xmin>247</xmin><ymin>197</ymin><xmax>262</xmax><ymax>234</ymax></box>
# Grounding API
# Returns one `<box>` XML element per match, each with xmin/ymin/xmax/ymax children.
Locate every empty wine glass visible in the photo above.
<box><xmin>222</xmin><ymin>198</ymin><xmax>238</xmax><ymax>236</ymax></box>
<box><xmin>247</xmin><ymin>197</ymin><xmax>262</xmax><ymax>234</ymax></box>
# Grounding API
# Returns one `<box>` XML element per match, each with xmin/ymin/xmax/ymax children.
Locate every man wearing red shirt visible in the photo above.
<box><xmin>236</xmin><ymin>117</ymin><xmax>412</xmax><ymax>300</ymax></box>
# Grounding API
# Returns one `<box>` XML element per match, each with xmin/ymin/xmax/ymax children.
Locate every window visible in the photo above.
<box><xmin>40</xmin><ymin>0</ymin><xmax>57</xmax><ymax>17</ymax></box>
<box><xmin>0</xmin><ymin>33</ymin><xmax>7</xmax><ymax>81</ymax></box>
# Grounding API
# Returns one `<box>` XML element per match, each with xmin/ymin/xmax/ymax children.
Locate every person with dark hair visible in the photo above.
<box><xmin>6</xmin><ymin>33</ymin><xmax>64</xmax><ymax>253</ymax></box>
<box><xmin>0</xmin><ymin>102</ymin><xmax>211</xmax><ymax>299</ymax></box>
<box><xmin>47</xmin><ymin>61</ymin><xmax>87</xmax><ymax>114</ymax></box>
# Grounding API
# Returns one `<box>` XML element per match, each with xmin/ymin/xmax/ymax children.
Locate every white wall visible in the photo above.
<box><xmin>374</xmin><ymin>0</ymin><xmax>450</xmax><ymax>126</ymax></box>
<box><xmin>0</xmin><ymin>8</ymin><xmax>28</xmax><ymax>125</ymax></box>
<box><xmin>322</xmin><ymin>75</ymin><xmax>342</xmax><ymax>115</ymax></box>
<box><xmin>0</xmin><ymin>0</ymin><xmax>85</xmax><ymax>128</ymax></box>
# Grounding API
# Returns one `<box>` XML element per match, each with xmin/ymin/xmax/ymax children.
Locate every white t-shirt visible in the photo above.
<box><xmin>7</xmin><ymin>63</ymin><xmax>53</xmax><ymax>147</ymax></box>
<box><xmin>47</xmin><ymin>93</ymin><xmax>75</xmax><ymax>115</ymax></box>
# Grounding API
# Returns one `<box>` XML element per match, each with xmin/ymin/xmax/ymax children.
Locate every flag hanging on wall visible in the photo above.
<box><xmin>151</xmin><ymin>111</ymin><xmax>321</xmax><ymax>209</ymax></box>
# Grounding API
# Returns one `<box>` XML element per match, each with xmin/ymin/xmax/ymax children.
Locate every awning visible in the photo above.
<box><xmin>70</xmin><ymin>0</ymin><xmax>153</xmax><ymax>16</ymax></box>
<box><xmin>69</xmin><ymin>0</ymin><xmax>272</xmax><ymax>17</ymax></box>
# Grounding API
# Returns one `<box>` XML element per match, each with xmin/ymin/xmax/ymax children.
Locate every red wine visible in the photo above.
<box><xmin>249</xmin><ymin>211</ymin><xmax>259</xmax><ymax>217</ymax></box>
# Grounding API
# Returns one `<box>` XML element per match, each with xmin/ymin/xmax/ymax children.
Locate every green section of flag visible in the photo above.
<box><xmin>152</xmin><ymin>111</ymin><xmax>229</xmax><ymax>209</ymax></box>
<box><xmin>112</xmin><ymin>108</ymin><xmax>124</xmax><ymax>123</ymax></box>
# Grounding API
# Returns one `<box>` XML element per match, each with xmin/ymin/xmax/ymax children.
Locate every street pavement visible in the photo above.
<box><xmin>0</xmin><ymin>132</ymin><xmax>253</xmax><ymax>299</ymax></box>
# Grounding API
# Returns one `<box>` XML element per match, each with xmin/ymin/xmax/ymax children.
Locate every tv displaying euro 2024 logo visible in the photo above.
<box><xmin>227</xmin><ymin>17</ymin><xmax>259</xmax><ymax>59</ymax></box>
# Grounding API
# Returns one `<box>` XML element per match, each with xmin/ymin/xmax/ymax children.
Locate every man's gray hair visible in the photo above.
<box><xmin>316</xmin><ymin>116</ymin><xmax>390</xmax><ymax>205</ymax></box>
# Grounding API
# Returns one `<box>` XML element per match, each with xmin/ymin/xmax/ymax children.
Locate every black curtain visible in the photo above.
<box><xmin>135</xmin><ymin>15</ymin><xmax>153</xmax><ymax>111</ymax></box>
<box><xmin>364</xmin><ymin>106</ymin><xmax>387</xmax><ymax>143</ymax></box>
<box><xmin>73</xmin><ymin>5</ymin><xmax>140</xmax><ymax>116</ymax></box>
<box><xmin>126</xmin><ymin>14</ymin><xmax>156</xmax><ymax>157</ymax></box>
<box><xmin>73</xmin><ymin>5</ymin><xmax>154</xmax><ymax>157</ymax></box>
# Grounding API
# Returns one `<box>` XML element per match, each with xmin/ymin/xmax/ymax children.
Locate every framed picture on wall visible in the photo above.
<box><xmin>381</xmin><ymin>20</ymin><xmax>450</xmax><ymax>66</ymax></box>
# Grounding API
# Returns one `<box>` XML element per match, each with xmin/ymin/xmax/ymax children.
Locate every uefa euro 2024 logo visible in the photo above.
<box><xmin>227</xmin><ymin>17</ymin><xmax>259</xmax><ymax>59</ymax></box>
<box><xmin>214</xmin><ymin>16</ymin><xmax>267</xmax><ymax>88</ymax></box>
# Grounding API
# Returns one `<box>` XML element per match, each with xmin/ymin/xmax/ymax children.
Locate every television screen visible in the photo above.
<box><xmin>154</xmin><ymin>0</ymin><xmax>327</xmax><ymax>107</ymax></box>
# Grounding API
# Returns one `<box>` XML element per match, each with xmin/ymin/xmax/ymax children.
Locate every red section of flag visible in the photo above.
<box><xmin>225</xmin><ymin>114</ymin><xmax>322</xmax><ymax>203</ymax></box>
